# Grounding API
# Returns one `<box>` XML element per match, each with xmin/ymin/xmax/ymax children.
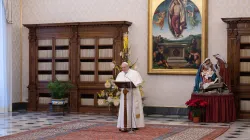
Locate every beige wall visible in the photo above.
<box><xmin>11</xmin><ymin>0</ymin><xmax>22</xmax><ymax>103</ymax></box>
<box><xmin>20</xmin><ymin>0</ymin><xmax>250</xmax><ymax>107</ymax></box>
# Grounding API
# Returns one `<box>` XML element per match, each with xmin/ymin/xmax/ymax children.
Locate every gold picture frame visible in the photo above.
<box><xmin>148</xmin><ymin>0</ymin><xmax>208</xmax><ymax>75</ymax></box>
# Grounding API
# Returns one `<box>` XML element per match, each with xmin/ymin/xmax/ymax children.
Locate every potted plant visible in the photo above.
<box><xmin>97</xmin><ymin>90</ymin><xmax>108</xmax><ymax>106</ymax></box>
<box><xmin>48</xmin><ymin>80</ymin><xmax>74</xmax><ymax>105</ymax></box>
<box><xmin>97</xmin><ymin>79</ymin><xmax>120</xmax><ymax>107</ymax></box>
<box><xmin>104</xmin><ymin>79</ymin><xmax>119</xmax><ymax>106</ymax></box>
<box><xmin>185</xmin><ymin>99</ymin><xmax>208</xmax><ymax>123</ymax></box>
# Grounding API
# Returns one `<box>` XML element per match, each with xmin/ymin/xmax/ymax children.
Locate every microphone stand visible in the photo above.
<box><xmin>125</xmin><ymin>74</ymin><xmax>136</xmax><ymax>134</ymax></box>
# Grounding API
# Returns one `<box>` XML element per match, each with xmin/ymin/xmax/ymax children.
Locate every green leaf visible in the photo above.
<box><xmin>47</xmin><ymin>80</ymin><xmax>74</xmax><ymax>99</ymax></box>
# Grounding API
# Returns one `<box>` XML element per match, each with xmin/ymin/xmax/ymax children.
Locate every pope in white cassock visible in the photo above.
<box><xmin>116</xmin><ymin>62</ymin><xmax>145</xmax><ymax>131</ymax></box>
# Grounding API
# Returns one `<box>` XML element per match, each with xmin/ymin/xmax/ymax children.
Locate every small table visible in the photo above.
<box><xmin>48</xmin><ymin>103</ymin><xmax>69</xmax><ymax>116</ymax></box>
<box><xmin>188</xmin><ymin>93</ymin><xmax>236</xmax><ymax>123</ymax></box>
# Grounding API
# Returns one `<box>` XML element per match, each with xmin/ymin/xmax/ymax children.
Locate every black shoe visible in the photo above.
<box><xmin>119</xmin><ymin>128</ymin><xmax>128</xmax><ymax>132</ymax></box>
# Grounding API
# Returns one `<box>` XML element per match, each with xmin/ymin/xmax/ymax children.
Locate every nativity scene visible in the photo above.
<box><xmin>194</xmin><ymin>54</ymin><xmax>231</xmax><ymax>94</ymax></box>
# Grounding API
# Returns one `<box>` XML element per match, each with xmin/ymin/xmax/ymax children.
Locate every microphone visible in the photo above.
<box><xmin>124</xmin><ymin>72</ymin><xmax>132</xmax><ymax>82</ymax></box>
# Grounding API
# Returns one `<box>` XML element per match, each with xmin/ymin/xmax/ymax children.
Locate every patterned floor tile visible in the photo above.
<box><xmin>43</xmin><ymin>124</ymin><xmax>52</xmax><ymax>126</ymax></box>
<box><xmin>25</xmin><ymin>123</ymin><xmax>35</xmax><ymax>124</ymax></box>
<box><xmin>234</xmin><ymin>130</ymin><xmax>244</xmax><ymax>133</ymax></box>
<box><xmin>0</xmin><ymin>112</ymin><xmax>249</xmax><ymax>139</ymax></box>
<box><xmin>200</xmin><ymin>123</ymin><xmax>209</xmax><ymax>125</ymax></box>
<box><xmin>19</xmin><ymin>128</ymin><xmax>30</xmax><ymax>130</ymax></box>
<box><xmin>32</xmin><ymin>126</ymin><xmax>41</xmax><ymax>128</ymax></box>
<box><xmin>166</xmin><ymin>120</ymin><xmax>175</xmax><ymax>121</ymax></box>
<box><xmin>62</xmin><ymin>120</ymin><xmax>71</xmax><ymax>121</ymax></box>
<box><xmin>225</xmin><ymin>136</ymin><xmax>238</xmax><ymax>138</ymax></box>
<box><xmin>230</xmin><ymin>133</ymin><xmax>241</xmax><ymax>135</ymax></box>
<box><xmin>19</xmin><ymin>120</ymin><xmax>28</xmax><ymax>121</ymax></box>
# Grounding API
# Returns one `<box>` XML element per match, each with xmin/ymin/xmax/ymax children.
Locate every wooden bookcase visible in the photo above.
<box><xmin>222</xmin><ymin>18</ymin><xmax>250</xmax><ymax>119</ymax></box>
<box><xmin>24</xmin><ymin>21</ymin><xmax>132</xmax><ymax>113</ymax></box>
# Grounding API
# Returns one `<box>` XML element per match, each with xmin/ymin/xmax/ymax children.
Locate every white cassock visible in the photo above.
<box><xmin>116</xmin><ymin>69</ymin><xmax>145</xmax><ymax>129</ymax></box>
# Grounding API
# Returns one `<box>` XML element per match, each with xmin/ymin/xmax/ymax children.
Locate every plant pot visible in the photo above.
<box><xmin>193</xmin><ymin>117</ymin><xmax>200</xmax><ymax>123</ymax></box>
<box><xmin>51</xmin><ymin>99</ymin><xmax>66</xmax><ymax>105</ymax></box>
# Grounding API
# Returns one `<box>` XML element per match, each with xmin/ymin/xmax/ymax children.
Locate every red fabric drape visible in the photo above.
<box><xmin>218</xmin><ymin>59</ymin><xmax>231</xmax><ymax>91</ymax></box>
<box><xmin>188</xmin><ymin>93</ymin><xmax>236</xmax><ymax>123</ymax></box>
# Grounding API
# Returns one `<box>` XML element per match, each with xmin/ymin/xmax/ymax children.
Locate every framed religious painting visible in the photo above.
<box><xmin>148</xmin><ymin>0</ymin><xmax>208</xmax><ymax>74</ymax></box>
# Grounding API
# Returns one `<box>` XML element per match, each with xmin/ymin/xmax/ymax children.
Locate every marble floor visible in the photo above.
<box><xmin>0</xmin><ymin>112</ymin><xmax>249</xmax><ymax>140</ymax></box>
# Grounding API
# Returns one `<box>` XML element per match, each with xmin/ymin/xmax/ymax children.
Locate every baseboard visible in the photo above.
<box><xmin>11</xmin><ymin>103</ymin><xmax>188</xmax><ymax>116</ymax></box>
<box><xmin>12</xmin><ymin>102</ymin><xmax>28</xmax><ymax>111</ymax></box>
<box><xmin>143</xmin><ymin>106</ymin><xmax>188</xmax><ymax>116</ymax></box>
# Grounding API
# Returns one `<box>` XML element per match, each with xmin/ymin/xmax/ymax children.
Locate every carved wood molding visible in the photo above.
<box><xmin>222</xmin><ymin>18</ymin><xmax>241</xmax><ymax>37</ymax></box>
<box><xmin>222</xmin><ymin>17</ymin><xmax>250</xmax><ymax>24</ymax></box>
<box><xmin>23</xmin><ymin>21</ymin><xmax>132</xmax><ymax>28</ymax></box>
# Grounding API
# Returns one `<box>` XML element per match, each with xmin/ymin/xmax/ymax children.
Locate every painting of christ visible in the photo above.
<box><xmin>148</xmin><ymin>0</ymin><xmax>207</xmax><ymax>75</ymax></box>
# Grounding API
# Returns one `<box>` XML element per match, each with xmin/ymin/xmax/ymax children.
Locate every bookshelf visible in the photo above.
<box><xmin>79</xmin><ymin>38</ymin><xmax>96</xmax><ymax>82</ymax></box>
<box><xmin>24</xmin><ymin>21</ymin><xmax>132</xmax><ymax>113</ymax></box>
<box><xmin>55</xmin><ymin>39</ymin><xmax>70</xmax><ymax>81</ymax></box>
<box><xmin>98</xmin><ymin>38</ymin><xmax>114</xmax><ymax>82</ymax></box>
<box><xmin>37</xmin><ymin>39</ymin><xmax>53</xmax><ymax>82</ymax></box>
<box><xmin>222</xmin><ymin>18</ymin><xmax>250</xmax><ymax>119</ymax></box>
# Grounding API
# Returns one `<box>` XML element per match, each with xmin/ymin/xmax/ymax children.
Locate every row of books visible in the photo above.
<box><xmin>38</xmin><ymin>39</ymin><xmax>69</xmax><ymax>46</ymax></box>
<box><xmin>56</xmin><ymin>50</ymin><xmax>69</xmax><ymax>58</ymax></box>
<box><xmin>81</xmin><ymin>62</ymin><xmax>95</xmax><ymax>71</ymax></box>
<box><xmin>38</xmin><ymin>75</ymin><xmax>52</xmax><ymax>81</ymax></box>
<box><xmin>38</xmin><ymin>39</ymin><xmax>52</xmax><ymax>46</ymax></box>
<box><xmin>240</xmin><ymin>49</ymin><xmax>250</xmax><ymax>57</ymax></box>
<box><xmin>38</xmin><ymin>74</ymin><xmax>112</xmax><ymax>82</ymax></box>
<box><xmin>38</xmin><ymin>49</ymin><xmax>112</xmax><ymax>58</ymax></box>
<box><xmin>80</xmin><ymin>99</ymin><xmax>94</xmax><ymax>106</ymax></box>
<box><xmin>80</xmin><ymin>38</ymin><xmax>95</xmax><ymax>45</ymax></box>
<box><xmin>38</xmin><ymin>50</ymin><xmax>69</xmax><ymax>58</ymax></box>
<box><xmin>98</xmin><ymin>62</ymin><xmax>113</xmax><ymax>71</ymax></box>
<box><xmin>38</xmin><ymin>38</ymin><xmax>112</xmax><ymax>46</ymax></box>
<box><xmin>99</xmin><ymin>38</ymin><xmax>113</xmax><ymax>45</ymax></box>
<box><xmin>39</xmin><ymin>97</ymin><xmax>51</xmax><ymax>104</ymax></box>
<box><xmin>56</xmin><ymin>75</ymin><xmax>69</xmax><ymax>81</ymax></box>
<box><xmin>240</xmin><ymin>76</ymin><xmax>250</xmax><ymax>84</ymax></box>
<box><xmin>79</xmin><ymin>75</ymin><xmax>112</xmax><ymax>82</ymax></box>
<box><xmin>80</xmin><ymin>62</ymin><xmax>113</xmax><ymax>71</ymax></box>
<box><xmin>240</xmin><ymin>100</ymin><xmax>250</xmax><ymax>111</ymax></box>
<box><xmin>56</xmin><ymin>39</ymin><xmax>69</xmax><ymax>46</ymax></box>
<box><xmin>99</xmin><ymin>75</ymin><xmax>113</xmax><ymax>82</ymax></box>
<box><xmin>55</xmin><ymin>62</ymin><xmax>69</xmax><ymax>70</ymax></box>
<box><xmin>38</xmin><ymin>63</ymin><xmax>52</xmax><ymax>70</ymax></box>
<box><xmin>38</xmin><ymin>62</ymin><xmax>69</xmax><ymax>70</ymax></box>
<box><xmin>38</xmin><ymin>50</ymin><xmax>52</xmax><ymax>58</ymax></box>
<box><xmin>80</xmin><ymin>38</ymin><xmax>113</xmax><ymax>45</ymax></box>
<box><xmin>38</xmin><ymin>74</ymin><xmax>69</xmax><ymax>81</ymax></box>
<box><xmin>80</xmin><ymin>49</ymin><xmax>95</xmax><ymax>57</ymax></box>
<box><xmin>240</xmin><ymin>62</ymin><xmax>250</xmax><ymax>72</ymax></box>
<box><xmin>80</xmin><ymin>49</ymin><xmax>113</xmax><ymax>58</ymax></box>
<box><xmin>99</xmin><ymin>49</ymin><xmax>113</xmax><ymax>58</ymax></box>
<box><xmin>80</xmin><ymin>75</ymin><xmax>95</xmax><ymax>81</ymax></box>
<box><xmin>241</xmin><ymin>36</ymin><xmax>250</xmax><ymax>43</ymax></box>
